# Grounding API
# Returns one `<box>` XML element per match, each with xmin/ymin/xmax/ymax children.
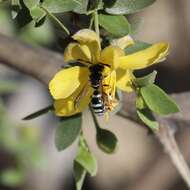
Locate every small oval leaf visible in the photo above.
<box><xmin>103</xmin><ymin>0</ymin><xmax>117</xmax><ymax>8</ymax></box>
<box><xmin>134</xmin><ymin>71</ymin><xmax>157</xmax><ymax>87</ymax></box>
<box><xmin>106</xmin><ymin>0</ymin><xmax>156</xmax><ymax>15</ymax></box>
<box><xmin>75</xmin><ymin>146</ymin><xmax>97</xmax><ymax>176</ymax></box>
<box><xmin>137</xmin><ymin>108</ymin><xmax>159</xmax><ymax>130</ymax></box>
<box><xmin>73</xmin><ymin>0</ymin><xmax>89</xmax><ymax>14</ymax></box>
<box><xmin>30</xmin><ymin>7</ymin><xmax>46</xmax><ymax>22</ymax></box>
<box><xmin>96</xmin><ymin>128</ymin><xmax>118</xmax><ymax>154</ymax></box>
<box><xmin>136</xmin><ymin>95</ymin><xmax>146</xmax><ymax>110</ymax></box>
<box><xmin>23</xmin><ymin>0</ymin><xmax>39</xmax><ymax>9</ymax></box>
<box><xmin>73</xmin><ymin>161</ymin><xmax>86</xmax><ymax>190</ymax></box>
<box><xmin>55</xmin><ymin>114</ymin><xmax>82</xmax><ymax>151</ymax></box>
<box><xmin>141</xmin><ymin>84</ymin><xmax>180</xmax><ymax>115</ymax></box>
<box><xmin>98</xmin><ymin>14</ymin><xmax>131</xmax><ymax>37</ymax></box>
<box><xmin>42</xmin><ymin>0</ymin><xmax>78</xmax><ymax>13</ymax></box>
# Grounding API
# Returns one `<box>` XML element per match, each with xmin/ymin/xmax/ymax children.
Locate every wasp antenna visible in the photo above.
<box><xmin>77</xmin><ymin>59</ymin><xmax>92</xmax><ymax>65</ymax></box>
<box><xmin>99</xmin><ymin>62</ymin><xmax>111</xmax><ymax>68</ymax></box>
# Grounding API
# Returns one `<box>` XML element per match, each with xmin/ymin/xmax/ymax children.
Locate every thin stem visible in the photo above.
<box><xmin>40</xmin><ymin>6</ymin><xmax>70</xmax><ymax>35</ymax></box>
<box><xmin>89</xmin><ymin>16</ymin><xmax>94</xmax><ymax>29</ymax></box>
<box><xmin>120</xmin><ymin>112</ymin><xmax>190</xmax><ymax>187</ymax></box>
<box><xmin>89</xmin><ymin>106</ymin><xmax>100</xmax><ymax>131</ymax></box>
<box><xmin>93</xmin><ymin>11</ymin><xmax>100</xmax><ymax>37</ymax></box>
<box><xmin>155</xmin><ymin>125</ymin><xmax>190</xmax><ymax>188</ymax></box>
<box><xmin>118</xmin><ymin>109</ymin><xmax>190</xmax><ymax>188</ymax></box>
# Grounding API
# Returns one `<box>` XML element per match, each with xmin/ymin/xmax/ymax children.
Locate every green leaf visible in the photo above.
<box><xmin>99</xmin><ymin>14</ymin><xmax>131</xmax><ymax>37</ymax></box>
<box><xmin>11</xmin><ymin>0</ymin><xmax>21</xmax><ymax>18</ymax></box>
<box><xmin>0</xmin><ymin>169</ymin><xmax>24</xmax><ymax>187</ymax></box>
<box><xmin>23</xmin><ymin>0</ymin><xmax>39</xmax><ymax>9</ymax></box>
<box><xmin>136</xmin><ymin>95</ymin><xmax>146</xmax><ymax>110</ymax></box>
<box><xmin>75</xmin><ymin>144</ymin><xmax>97</xmax><ymax>176</ymax></box>
<box><xmin>88</xmin><ymin>0</ymin><xmax>103</xmax><ymax>10</ymax></box>
<box><xmin>11</xmin><ymin>0</ymin><xmax>21</xmax><ymax>8</ymax></box>
<box><xmin>90</xmin><ymin>107</ymin><xmax>118</xmax><ymax>153</ymax></box>
<box><xmin>42</xmin><ymin>0</ymin><xmax>78</xmax><ymax>13</ymax></box>
<box><xmin>14</xmin><ymin>4</ymin><xmax>33</xmax><ymax>28</ymax></box>
<box><xmin>18</xmin><ymin>20</ymin><xmax>54</xmax><ymax>45</ymax></box>
<box><xmin>73</xmin><ymin>0</ymin><xmax>89</xmax><ymax>14</ymax></box>
<box><xmin>30</xmin><ymin>6</ymin><xmax>46</xmax><ymax>22</ymax></box>
<box><xmin>55</xmin><ymin>114</ymin><xmax>82</xmax><ymax>151</ymax></box>
<box><xmin>106</xmin><ymin>0</ymin><xmax>156</xmax><ymax>15</ymax></box>
<box><xmin>125</xmin><ymin>41</ymin><xmax>151</xmax><ymax>55</ymax></box>
<box><xmin>141</xmin><ymin>84</ymin><xmax>180</xmax><ymax>115</ymax></box>
<box><xmin>11</xmin><ymin>0</ymin><xmax>20</xmax><ymax>6</ymax></box>
<box><xmin>96</xmin><ymin>128</ymin><xmax>118</xmax><ymax>154</ymax></box>
<box><xmin>134</xmin><ymin>71</ymin><xmax>157</xmax><ymax>87</ymax></box>
<box><xmin>22</xmin><ymin>105</ymin><xmax>53</xmax><ymax>120</ymax></box>
<box><xmin>103</xmin><ymin>0</ymin><xmax>117</xmax><ymax>8</ymax></box>
<box><xmin>74</xmin><ymin>161</ymin><xmax>87</xmax><ymax>190</ymax></box>
<box><xmin>137</xmin><ymin>108</ymin><xmax>158</xmax><ymax>130</ymax></box>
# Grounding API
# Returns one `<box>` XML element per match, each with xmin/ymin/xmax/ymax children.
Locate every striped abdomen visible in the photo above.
<box><xmin>90</xmin><ymin>90</ymin><xmax>105</xmax><ymax>116</ymax></box>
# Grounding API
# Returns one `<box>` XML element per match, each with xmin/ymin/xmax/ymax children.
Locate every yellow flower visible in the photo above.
<box><xmin>49</xmin><ymin>29</ymin><xmax>122</xmax><ymax>116</ymax></box>
<box><xmin>112</xmin><ymin>35</ymin><xmax>169</xmax><ymax>92</ymax></box>
<box><xmin>49</xmin><ymin>29</ymin><xmax>169</xmax><ymax>117</ymax></box>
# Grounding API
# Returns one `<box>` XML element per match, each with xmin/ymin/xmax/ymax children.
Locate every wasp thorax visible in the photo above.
<box><xmin>89</xmin><ymin>64</ymin><xmax>104</xmax><ymax>89</ymax></box>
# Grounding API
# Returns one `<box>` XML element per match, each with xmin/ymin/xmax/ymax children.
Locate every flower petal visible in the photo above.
<box><xmin>100</xmin><ymin>45</ymin><xmax>124</xmax><ymax>70</ymax></box>
<box><xmin>72</xmin><ymin>29</ymin><xmax>101</xmax><ymax>63</ymax></box>
<box><xmin>54</xmin><ymin>85</ymin><xmax>93</xmax><ymax>116</ymax></box>
<box><xmin>111</xmin><ymin>35</ymin><xmax>134</xmax><ymax>50</ymax></box>
<box><xmin>49</xmin><ymin>66</ymin><xmax>89</xmax><ymax>100</ymax></box>
<box><xmin>63</xmin><ymin>43</ymin><xmax>91</xmax><ymax>63</ymax></box>
<box><xmin>102</xmin><ymin>71</ymin><xmax>118</xmax><ymax>111</ymax></box>
<box><xmin>116</xmin><ymin>69</ymin><xmax>134</xmax><ymax>92</ymax></box>
<box><xmin>102</xmin><ymin>70</ymin><xmax>116</xmax><ymax>97</ymax></box>
<box><xmin>119</xmin><ymin>42</ymin><xmax>169</xmax><ymax>70</ymax></box>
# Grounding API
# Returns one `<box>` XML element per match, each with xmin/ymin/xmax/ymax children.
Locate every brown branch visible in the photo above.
<box><xmin>155</xmin><ymin>125</ymin><xmax>190</xmax><ymax>188</ymax></box>
<box><xmin>128</xmin><ymin>124</ymin><xmax>190</xmax><ymax>190</ymax></box>
<box><xmin>119</xmin><ymin>93</ymin><xmax>190</xmax><ymax>190</ymax></box>
<box><xmin>0</xmin><ymin>33</ymin><xmax>64</xmax><ymax>85</ymax></box>
<box><xmin>1</xmin><ymin>33</ymin><xmax>190</xmax><ymax>189</ymax></box>
<box><xmin>119</xmin><ymin>111</ymin><xmax>190</xmax><ymax>189</ymax></box>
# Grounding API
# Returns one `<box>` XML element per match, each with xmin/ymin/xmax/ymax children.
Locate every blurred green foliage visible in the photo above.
<box><xmin>0</xmin><ymin>80</ymin><xmax>44</xmax><ymax>188</ymax></box>
<box><xmin>0</xmin><ymin>5</ymin><xmax>54</xmax><ymax>45</ymax></box>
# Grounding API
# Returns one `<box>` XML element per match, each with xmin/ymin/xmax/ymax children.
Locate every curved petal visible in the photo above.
<box><xmin>119</xmin><ymin>42</ymin><xmax>169</xmax><ymax>70</ymax></box>
<box><xmin>111</xmin><ymin>35</ymin><xmax>134</xmax><ymax>50</ymax></box>
<box><xmin>49</xmin><ymin>66</ymin><xmax>89</xmax><ymax>100</ymax></box>
<box><xmin>116</xmin><ymin>69</ymin><xmax>134</xmax><ymax>92</ymax></box>
<box><xmin>72</xmin><ymin>29</ymin><xmax>101</xmax><ymax>63</ymax></box>
<box><xmin>102</xmin><ymin>71</ymin><xmax>116</xmax><ymax>96</ymax></box>
<box><xmin>63</xmin><ymin>43</ymin><xmax>91</xmax><ymax>63</ymax></box>
<box><xmin>102</xmin><ymin>71</ymin><xmax>118</xmax><ymax>111</ymax></box>
<box><xmin>54</xmin><ymin>85</ymin><xmax>93</xmax><ymax>116</ymax></box>
<box><xmin>100</xmin><ymin>45</ymin><xmax>124</xmax><ymax>70</ymax></box>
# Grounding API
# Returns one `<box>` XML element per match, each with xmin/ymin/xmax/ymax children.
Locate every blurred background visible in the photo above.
<box><xmin>0</xmin><ymin>0</ymin><xmax>190</xmax><ymax>190</ymax></box>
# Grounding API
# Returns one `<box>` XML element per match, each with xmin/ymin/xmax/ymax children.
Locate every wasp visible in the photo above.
<box><xmin>74</xmin><ymin>61</ymin><xmax>118</xmax><ymax>116</ymax></box>
<box><xmin>89</xmin><ymin>64</ymin><xmax>105</xmax><ymax>116</ymax></box>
